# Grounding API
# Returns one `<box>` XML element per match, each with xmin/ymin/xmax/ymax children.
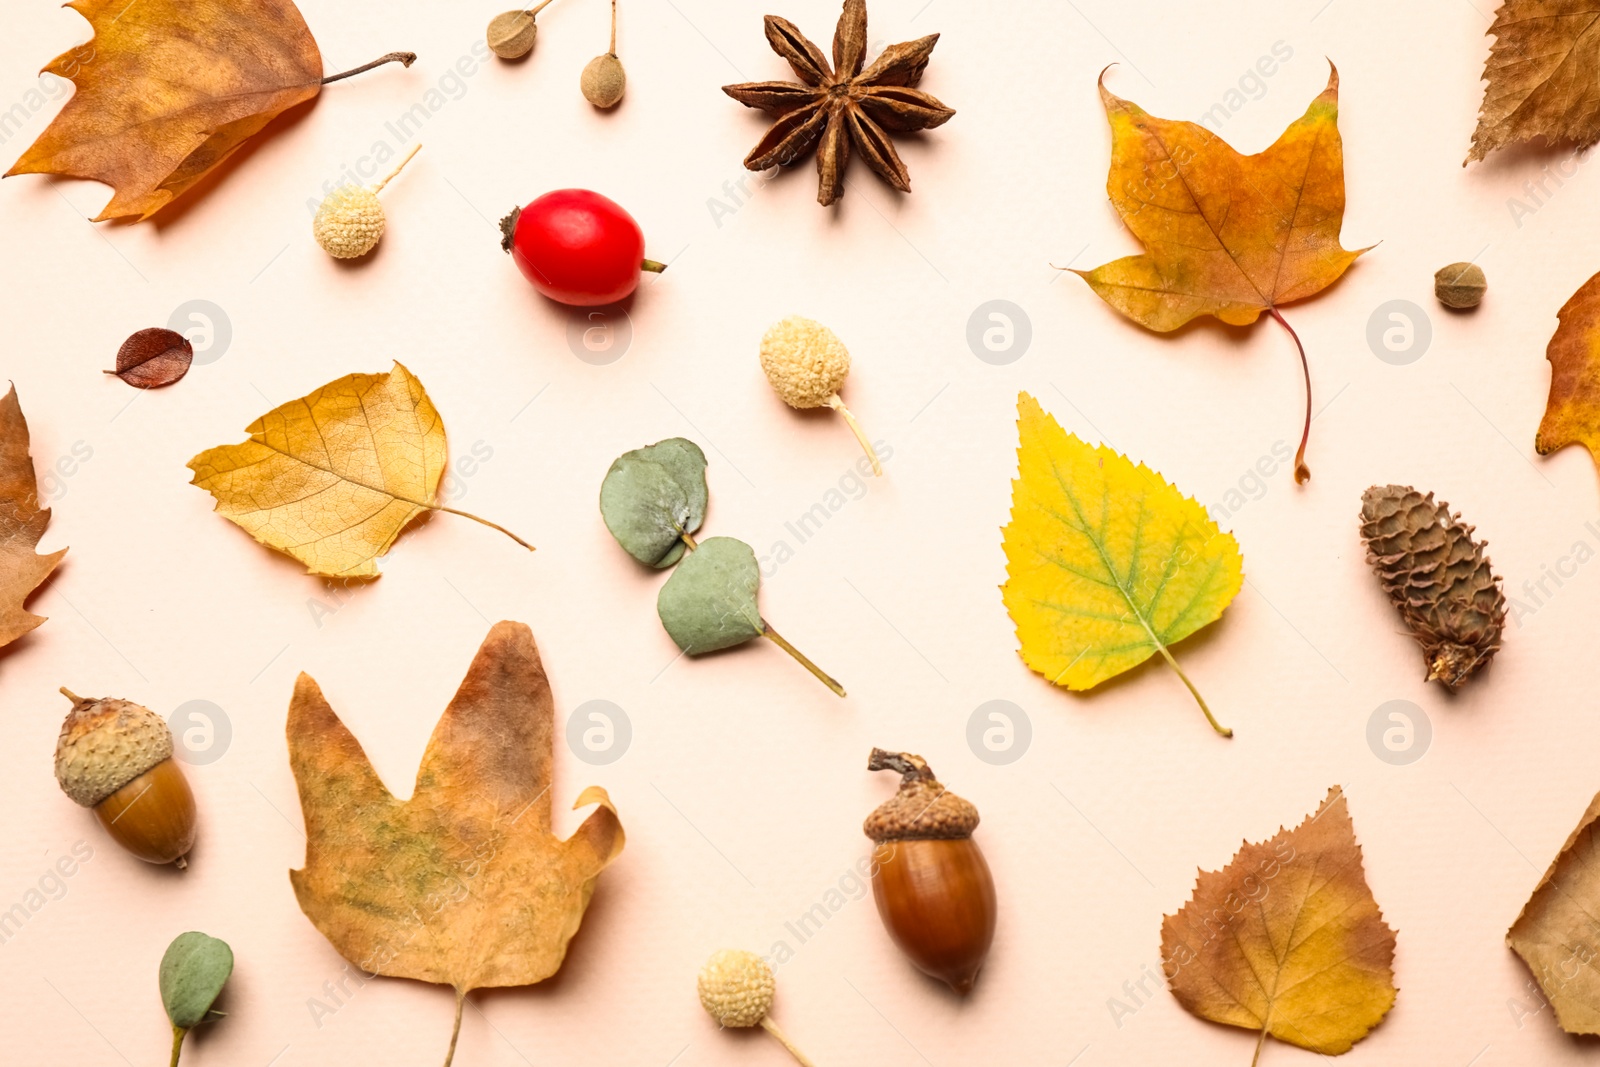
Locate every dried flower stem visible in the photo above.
<box><xmin>826</xmin><ymin>394</ymin><xmax>881</xmax><ymax>475</ymax></box>
<box><xmin>322</xmin><ymin>52</ymin><xmax>418</xmax><ymax>85</ymax></box>
<box><xmin>760</xmin><ymin>1016</ymin><xmax>818</xmax><ymax>1067</ymax></box>
<box><xmin>373</xmin><ymin>143</ymin><xmax>421</xmax><ymax>193</ymax></box>
<box><xmin>608</xmin><ymin>0</ymin><xmax>618</xmax><ymax>53</ymax></box>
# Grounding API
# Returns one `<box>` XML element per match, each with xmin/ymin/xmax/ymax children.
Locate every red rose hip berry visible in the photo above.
<box><xmin>500</xmin><ymin>189</ymin><xmax>665</xmax><ymax>306</ymax></box>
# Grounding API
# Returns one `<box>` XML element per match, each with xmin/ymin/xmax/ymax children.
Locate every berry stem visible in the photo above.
<box><xmin>1153</xmin><ymin>644</ymin><xmax>1230</xmax><ymax>737</ymax></box>
<box><xmin>59</xmin><ymin>687</ymin><xmax>85</xmax><ymax>705</ymax></box>
<box><xmin>608</xmin><ymin>0</ymin><xmax>618</xmax><ymax>54</ymax></box>
<box><xmin>761</xmin><ymin>622</ymin><xmax>846</xmax><ymax>698</ymax></box>
<box><xmin>373</xmin><ymin>143</ymin><xmax>421</xmax><ymax>194</ymax></box>
<box><xmin>760</xmin><ymin>1015</ymin><xmax>818</xmax><ymax>1067</ymax></box>
<box><xmin>521</xmin><ymin>0</ymin><xmax>559</xmax><ymax>15</ymax></box>
<box><xmin>1267</xmin><ymin>306</ymin><xmax>1312</xmax><ymax>485</ymax></box>
<box><xmin>436</xmin><ymin>507</ymin><xmax>535</xmax><ymax>552</ymax></box>
<box><xmin>826</xmin><ymin>394</ymin><xmax>882</xmax><ymax>476</ymax></box>
<box><xmin>322</xmin><ymin>51</ymin><xmax>418</xmax><ymax>85</ymax></box>
<box><xmin>641</xmin><ymin>258</ymin><xmax>667</xmax><ymax>273</ymax></box>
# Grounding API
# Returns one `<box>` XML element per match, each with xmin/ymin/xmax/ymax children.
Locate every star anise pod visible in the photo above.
<box><xmin>722</xmin><ymin>0</ymin><xmax>955</xmax><ymax>207</ymax></box>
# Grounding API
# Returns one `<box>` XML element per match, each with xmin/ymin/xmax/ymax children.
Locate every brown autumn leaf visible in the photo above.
<box><xmin>106</xmin><ymin>328</ymin><xmax>192</xmax><ymax>389</ymax></box>
<box><xmin>1536</xmin><ymin>270</ymin><xmax>1600</xmax><ymax>475</ymax></box>
<box><xmin>6</xmin><ymin>0</ymin><xmax>414</xmax><ymax>222</ymax></box>
<box><xmin>1161</xmin><ymin>787</ymin><xmax>1397</xmax><ymax>1062</ymax></box>
<box><xmin>0</xmin><ymin>385</ymin><xmax>67</xmax><ymax>651</ymax></box>
<box><xmin>288</xmin><ymin>621</ymin><xmax>624</xmax><ymax>1065</ymax></box>
<box><xmin>1075</xmin><ymin>66</ymin><xmax>1369</xmax><ymax>484</ymax></box>
<box><xmin>1467</xmin><ymin>0</ymin><xmax>1600</xmax><ymax>163</ymax></box>
<box><xmin>1507</xmin><ymin>787</ymin><xmax>1600</xmax><ymax>1033</ymax></box>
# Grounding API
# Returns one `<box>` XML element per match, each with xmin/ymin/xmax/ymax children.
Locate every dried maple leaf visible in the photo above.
<box><xmin>1536</xmin><ymin>270</ymin><xmax>1600</xmax><ymax>476</ymax></box>
<box><xmin>1467</xmin><ymin>0</ymin><xmax>1600</xmax><ymax>163</ymax></box>
<box><xmin>722</xmin><ymin>0</ymin><xmax>955</xmax><ymax>206</ymax></box>
<box><xmin>1163</xmin><ymin>787</ymin><xmax>1397</xmax><ymax>1063</ymax></box>
<box><xmin>6</xmin><ymin>0</ymin><xmax>413</xmax><ymax>221</ymax></box>
<box><xmin>1075</xmin><ymin>66</ymin><xmax>1368</xmax><ymax>484</ymax></box>
<box><xmin>187</xmin><ymin>362</ymin><xmax>530</xmax><ymax>580</ymax></box>
<box><xmin>0</xmin><ymin>386</ymin><xmax>66</xmax><ymax>650</ymax></box>
<box><xmin>1508</xmin><ymin>788</ymin><xmax>1600</xmax><ymax>1033</ymax></box>
<box><xmin>1000</xmin><ymin>393</ymin><xmax>1243</xmax><ymax>736</ymax></box>
<box><xmin>289</xmin><ymin>621</ymin><xmax>624</xmax><ymax>1066</ymax></box>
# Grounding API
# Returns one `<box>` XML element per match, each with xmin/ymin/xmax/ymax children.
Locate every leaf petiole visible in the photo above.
<box><xmin>762</xmin><ymin>622</ymin><xmax>846</xmax><ymax>698</ymax></box>
<box><xmin>442</xmin><ymin>990</ymin><xmax>466</xmax><ymax>1067</ymax></box>
<box><xmin>1153</xmin><ymin>644</ymin><xmax>1230</xmax><ymax>737</ymax></box>
<box><xmin>436</xmin><ymin>507</ymin><xmax>535</xmax><ymax>552</ymax></box>
<box><xmin>169</xmin><ymin>1026</ymin><xmax>185</xmax><ymax>1067</ymax></box>
<box><xmin>1267</xmin><ymin>307</ymin><xmax>1312</xmax><ymax>485</ymax></box>
<box><xmin>322</xmin><ymin>52</ymin><xmax>418</xmax><ymax>85</ymax></box>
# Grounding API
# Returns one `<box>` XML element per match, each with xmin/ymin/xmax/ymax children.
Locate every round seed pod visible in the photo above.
<box><xmin>313</xmin><ymin>185</ymin><xmax>386</xmax><ymax>260</ymax></box>
<box><xmin>760</xmin><ymin>316</ymin><xmax>850</xmax><ymax>409</ymax></box>
<box><xmin>582</xmin><ymin>53</ymin><xmax>626</xmax><ymax>108</ymax></box>
<box><xmin>697</xmin><ymin>949</ymin><xmax>774</xmax><ymax>1027</ymax></box>
<box><xmin>1435</xmin><ymin>262</ymin><xmax>1486</xmax><ymax>309</ymax></box>
<box><xmin>488</xmin><ymin>10</ymin><xmax>539</xmax><ymax>59</ymax></box>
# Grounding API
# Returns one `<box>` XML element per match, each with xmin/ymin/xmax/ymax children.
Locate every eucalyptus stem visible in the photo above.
<box><xmin>169</xmin><ymin>1026</ymin><xmax>186</xmax><ymax>1067</ymax></box>
<box><xmin>762</xmin><ymin>622</ymin><xmax>846</xmax><ymax>698</ymax></box>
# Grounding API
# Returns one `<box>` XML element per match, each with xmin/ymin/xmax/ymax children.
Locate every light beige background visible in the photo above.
<box><xmin>0</xmin><ymin>0</ymin><xmax>1592</xmax><ymax>1064</ymax></box>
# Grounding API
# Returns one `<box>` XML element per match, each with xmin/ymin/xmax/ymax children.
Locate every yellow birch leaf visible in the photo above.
<box><xmin>187</xmin><ymin>362</ymin><xmax>530</xmax><ymax>579</ymax></box>
<box><xmin>1000</xmin><ymin>392</ymin><xmax>1243</xmax><ymax>735</ymax></box>
<box><xmin>1162</xmin><ymin>787</ymin><xmax>1398</xmax><ymax>1062</ymax></box>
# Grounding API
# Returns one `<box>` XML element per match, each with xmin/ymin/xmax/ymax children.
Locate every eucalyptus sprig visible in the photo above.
<box><xmin>160</xmin><ymin>932</ymin><xmax>234</xmax><ymax>1067</ymax></box>
<box><xmin>600</xmin><ymin>438</ymin><xmax>845</xmax><ymax>697</ymax></box>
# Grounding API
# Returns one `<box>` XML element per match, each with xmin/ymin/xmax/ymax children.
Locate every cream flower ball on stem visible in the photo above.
<box><xmin>312</xmin><ymin>143</ymin><xmax>422</xmax><ymax>259</ymax></box>
<box><xmin>760</xmin><ymin>316</ymin><xmax>882</xmax><ymax>475</ymax></box>
<box><xmin>697</xmin><ymin>949</ymin><xmax>816</xmax><ymax>1066</ymax></box>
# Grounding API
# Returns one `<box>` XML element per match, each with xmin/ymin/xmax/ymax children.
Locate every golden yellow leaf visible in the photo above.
<box><xmin>1075</xmin><ymin>66</ymin><xmax>1368</xmax><ymax>482</ymax></box>
<box><xmin>1162</xmin><ymin>787</ymin><xmax>1397</xmax><ymax>1062</ymax></box>
<box><xmin>0</xmin><ymin>386</ymin><xmax>66</xmax><ymax>649</ymax></box>
<box><xmin>1000</xmin><ymin>392</ymin><xmax>1243</xmax><ymax>735</ymax></box>
<box><xmin>289</xmin><ymin>621</ymin><xmax>624</xmax><ymax>1065</ymax></box>
<box><xmin>1508</xmin><ymin>787</ymin><xmax>1600</xmax><ymax>1034</ymax></box>
<box><xmin>187</xmin><ymin>362</ymin><xmax>530</xmax><ymax>580</ymax></box>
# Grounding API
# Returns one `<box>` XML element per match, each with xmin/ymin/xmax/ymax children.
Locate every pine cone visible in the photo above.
<box><xmin>1359</xmin><ymin>485</ymin><xmax>1506</xmax><ymax>688</ymax></box>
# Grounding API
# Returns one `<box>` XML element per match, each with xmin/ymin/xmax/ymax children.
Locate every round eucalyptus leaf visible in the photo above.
<box><xmin>657</xmin><ymin>536</ymin><xmax>764</xmax><ymax>654</ymax></box>
<box><xmin>159</xmin><ymin>931</ymin><xmax>234</xmax><ymax>1031</ymax></box>
<box><xmin>599</xmin><ymin>438</ymin><xmax>708</xmax><ymax>568</ymax></box>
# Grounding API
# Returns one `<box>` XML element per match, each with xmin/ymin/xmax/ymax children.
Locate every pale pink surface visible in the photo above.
<box><xmin>0</xmin><ymin>0</ymin><xmax>1590</xmax><ymax>1064</ymax></box>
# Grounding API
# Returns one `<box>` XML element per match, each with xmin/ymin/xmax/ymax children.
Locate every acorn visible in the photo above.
<box><xmin>864</xmin><ymin>748</ymin><xmax>996</xmax><ymax>994</ymax></box>
<box><xmin>54</xmin><ymin>689</ymin><xmax>197</xmax><ymax>867</ymax></box>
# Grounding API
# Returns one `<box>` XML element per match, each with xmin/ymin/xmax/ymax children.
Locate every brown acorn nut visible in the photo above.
<box><xmin>54</xmin><ymin>689</ymin><xmax>197</xmax><ymax>867</ymax></box>
<box><xmin>863</xmin><ymin>749</ymin><xmax>996</xmax><ymax>994</ymax></box>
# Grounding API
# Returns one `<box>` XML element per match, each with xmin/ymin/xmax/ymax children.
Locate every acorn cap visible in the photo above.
<box><xmin>863</xmin><ymin>748</ymin><xmax>979</xmax><ymax>842</ymax></box>
<box><xmin>54</xmin><ymin>690</ymin><xmax>173</xmax><ymax>808</ymax></box>
<box><xmin>760</xmin><ymin>316</ymin><xmax>850</xmax><ymax>409</ymax></box>
<box><xmin>697</xmin><ymin>948</ymin><xmax>774</xmax><ymax>1027</ymax></box>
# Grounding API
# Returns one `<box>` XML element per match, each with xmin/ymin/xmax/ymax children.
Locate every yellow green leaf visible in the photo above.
<box><xmin>187</xmin><ymin>362</ymin><xmax>529</xmax><ymax>579</ymax></box>
<box><xmin>1000</xmin><ymin>392</ymin><xmax>1243</xmax><ymax>735</ymax></box>
<box><xmin>1162</xmin><ymin>787</ymin><xmax>1398</xmax><ymax>1060</ymax></box>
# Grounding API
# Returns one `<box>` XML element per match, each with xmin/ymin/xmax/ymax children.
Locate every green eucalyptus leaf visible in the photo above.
<box><xmin>600</xmin><ymin>438</ymin><xmax>708</xmax><ymax>568</ymax></box>
<box><xmin>159</xmin><ymin>931</ymin><xmax>234</xmax><ymax>1031</ymax></box>
<box><xmin>657</xmin><ymin>536</ymin><xmax>765</xmax><ymax>654</ymax></box>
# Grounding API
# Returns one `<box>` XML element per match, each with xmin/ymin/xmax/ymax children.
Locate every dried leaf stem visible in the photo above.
<box><xmin>442</xmin><ymin>990</ymin><xmax>465</xmax><ymax>1067</ymax></box>
<box><xmin>1267</xmin><ymin>307</ymin><xmax>1312</xmax><ymax>485</ymax></box>
<box><xmin>322</xmin><ymin>51</ymin><xmax>418</xmax><ymax>85</ymax></box>
<box><xmin>1152</xmin><ymin>644</ymin><xmax>1229</xmax><ymax>738</ymax></box>
<box><xmin>437</xmin><ymin>507</ymin><xmax>535</xmax><ymax>551</ymax></box>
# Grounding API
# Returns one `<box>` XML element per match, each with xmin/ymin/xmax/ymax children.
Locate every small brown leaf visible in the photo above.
<box><xmin>0</xmin><ymin>386</ymin><xmax>67</xmax><ymax>650</ymax></box>
<box><xmin>107</xmin><ymin>328</ymin><xmax>193</xmax><ymax>389</ymax></box>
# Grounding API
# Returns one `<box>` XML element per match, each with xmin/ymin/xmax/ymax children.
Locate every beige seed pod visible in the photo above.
<box><xmin>487</xmin><ymin>9</ymin><xmax>540</xmax><ymax>59</ymax></box>
<box><xmin>697</xmin><ymin>949</ymin><xmax>815</xmax><ymax>1065</ymax></box>
<box><xmin>312</xmin><ymin>143</ymin><xmax>422</xmax><ymax>260</ymax></box>
<box><xmin>54</xmin><ymin>689</ymin><xmax>197</xmax><ymax>867</ymax></box>
<box><xmin>760</xmin><ymin>315</ymin><xmax>882</xmax><ymax>475</ymax></box>
<box><xmin>1435</xmin><ymin>261</ymin><xmax>1486</xmax><ymax>309</ymax></box>
<box><xmin>581</xmin><ymin>0</ymin><xmax>626</xmax><ymax>108</ymax></box>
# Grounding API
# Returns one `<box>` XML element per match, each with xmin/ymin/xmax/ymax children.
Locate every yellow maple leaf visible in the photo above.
<box><xmin>187</xmin><ymin>362</ymin><xmax>530</xmax><ymax>579</ymax></box>
<box><xmin>1162</xmin><ymin>787</ymin><xmax>1398</xmax><ymax>1062</ymax></box>
<box><xmin>1000</xmin><ymin>393</ymin><xmax>1243</xmax><ymax>735</ymax></box>
<box><xmin>1075</xmin><ymin>66</ymin><xmax>1368</xmax><ymax>483</ymax></box>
